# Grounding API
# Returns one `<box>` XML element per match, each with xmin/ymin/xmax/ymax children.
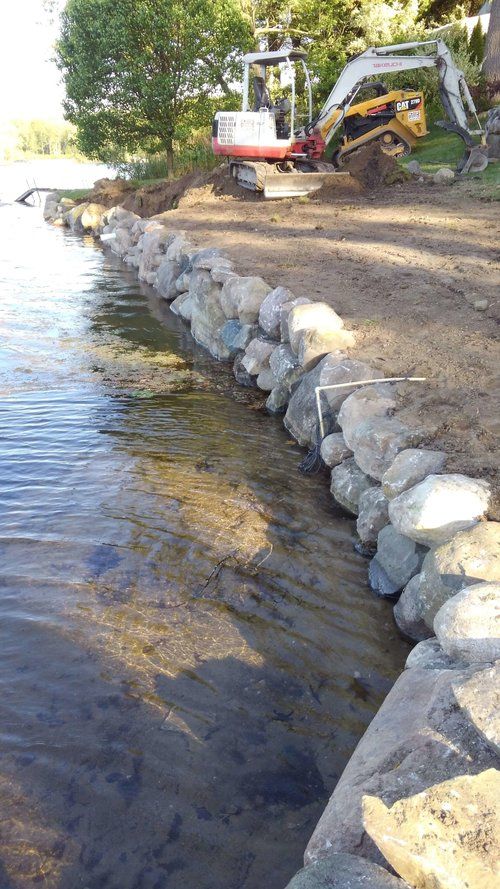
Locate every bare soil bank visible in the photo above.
<box><xmin>90</xmin><ymin>169</ymin><xmax>500</xmax><ymax>507</ymax></box>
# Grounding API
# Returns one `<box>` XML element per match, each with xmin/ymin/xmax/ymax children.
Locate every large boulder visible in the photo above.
<box><xmin>452</xmin><ymin>662</ymin><xmax>500</xmax><ymax>755</ymax></box>
<box><xmin>266</xmin><ymin>385</ymin><xmax>290</xmax><ymax>414</ymax></box>
<box><xmin>269</xmin><ymin>344</ymin><xmax>303</xmax><ymax>391</ymax></box>
<box><xmin>188</xmin><ymin>270</ymin><xmax>230</xmax><ymax>360</ymax></box>
<box><xmin>283</xmin><ymin>352</ymin><xmax>346</xmax><ymax>448</ymax></box>
<box><xmin>323</xmin><ymin>365</ymin><xmax>382</xmax><ymax>418</ymax></box>
<box><xmin>338</xmin><ymin>383</ymin><xmax>396</xmax><ymax>450</ymax></box>
<box><xmin>259</xmin><ymin>286</ymin><xmax>295</xmax><ymax>338</ymax></box>
<box><xmin>410</xmin><ymin>521</ymin><xmax>500</xmax><ymax>631</ymax></box>
<box><xmin>371</xmin><ymin>524</ymin><xmax>425</xmax><ymax>594</ymax></box>
<box><xmin>155</xmin><ymin>258</ymin><xmax>182</xmax><ymax>300</ymax></box>
<box><xmin>138</xmin><ymin>227</ymin><xmax>174</xmax><ymax>283</ymax></box>
<box><xmin>170</xmin><ymin>292</ymin><xmax>191</xmax><ymax>317</ymax></box>
<box><xmin>297</xmin><ymin>326</ymin><xmax>356</xmax><ymax>372</ymax></box>
<box><xmin>280</xmin><ymin>297</ymin><xmax>312</xmax><ymax>342</ymax></box>
<box><xmin>320</xmin><ymin>433</ymin><xmax>352</xmax><ymax>468</ymax></box>
<box><xmin>285</xmin><ymin>852</ymin><xmax>410</xmax><ymax>889</ymax></box>
<box><xmin>287</xmin><ymin>302</ymin><xmax>345</xmax><ymax>354</ymax></box>
<box><xmin>190</xmin><ymin>246</ymin><xmax>230</xmax><ymax>271</ymax></box>
<box><xmin>356</xmin><ymin>487</ymin><xmax>389</xmax><ymax>546</ymax></box>
<box><xmin>109</xmin><ymin>226</ymin><xmax>134</xmax><ymax>257</ymax></box>
<box><xmin>382</xmin><ymin>448</ymin><xmax>447</xmax><ymax>499</ymax></box>
<box><xmin>388</xmin><ymin>474</ymin><xmax>491</xmax><ymax>546</ymax></box>
<box><xmin>256</xmin><ymin>368</ymin><xmax>277</xmax><ymax>391</ymax></box>
<box><xmin>393</xmin><ymin>573</ymin><xmax>435</xmax><ymax>641</ymax></box>
<box><xmin>66</xmin><ymin>202</ymin><xmax>89</xmax><ymax>232</ymax></box>
<box><xmin>404</xmin><ymin>637</ymin><xmax>458</xmax><ymax>671</ymax></box>
<box><xmin>241</xmin><ymin>337</ymin><xmax>275</xmax><ymax>376</ymax></box>
<box><xmin>350</xmin><ymin>416</ymin><xmax>418</xmax><ymax>482</ymax></box>
<box><xmin>433</xmin><ymin>581</ymin><xmax>500</xmax><ymax>664</ymax></box>
<box><xmin>363</xmin><ymin>770</ymin><xmax>500</xmax><ymax>889</ymax></box>
<box><xmin>165</xmin><ymin>231</ymin><xmax>191</xmax><ymax>263</ymax></box>
<box><xmin>79</xmin><ymin>202</ymin><xmax>107</xmax><ymax>233</ymax></box>
<box><xmin>305</xmin><ymin>663</ymin><xmax>498</xmax><ymax>868</ymax></box>
<box><xmin>220</xmin><ymin>276</ymin><xmax>271</xmax><ymax>323</ymax></box>
<box><xmin>330</xmin><ymin>458</ymin><xmax>377</xmax><ymax>516</ymax></box>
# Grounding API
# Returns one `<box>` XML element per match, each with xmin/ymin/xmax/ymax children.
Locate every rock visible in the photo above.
<box><xmin>320</xmin><ymin>360</ymin><xmax>380</xmax><ymax>416</ymax></box>
<box><xmin>433</xmin><ymin>167</ymin><xmax>455</xmax><ymax>184</ymax></box>
<box><xmin>297</xmin><ymin>326</ymin><xmax>356</xmax><ymax>371</ymax></box>
<box><xmin>285</xmin><ymin>852</ymin><xmax>409</xmax><ymax>889</ymax></box>
<box><xmin>338</xmin><ymin>383</ymin><xmax>396</xmax><ymax>450</ymax></box>
<box><xmin>241</xmin><ymin>338</ymin><xmax>275</xmax><ymax>376</ymax></box>
<box><xmin>375</xmin><ymin>525</ymin><xmax>425</xmax><ymax>592</ymax></box>
<box><xmin>66</xmin><ymin>203</ymin><xmax>89</xmax><ymax>232</ymax></box>
<box><xmin>364</xmin><ymin>771</ymin><xmax>500</xmax><ymax>889</ymax></box>
<box><xmin>434</xmin><ymin>582</ymin><xmax>500</xmax><ymax>664</ymax></box>
<box><xmin>259</xmin><ymin>286</ymin><xmax>295</xmax><ymax>338</ymax></box>
<box><xmin>256</xmin><ymin>368</ymin><xmax>277</xmax><ymax>391</ymax></box>
<box><xmin>320</xmin><ymin>433</ymin><xmax>352</xmax><ymax>468</ymax></box>
<box><xmin>393</xmin><ymin>573</ymin><xmax>435</xmax><ymax>641</ymax></box>
<box><xmin>137</xmin><ymin>227</ymin><xmax>170</xmax><ymax>282</ymax></box>
<box><xmin>109</xmin><ymin>227</ymin><xmax>134</xmax><ymax>257</ymax></box>
<box><xmin>266</xmin><ymin>385</ymin><xmax>289</xmax><ymax>414</ymax></box>
<box><xmin>368</xmin><ymin>558</ymin><xmax>401</xmax><ymax>598</ymax></box>
<box><xmin>382</xmin><ymin>448</ymin><xmax>447</xmax><ymax>499</ymax></box>
<box><xmin>170</xmin><ymin>292</ymin><xmax>191</xmax><ymax>317</ymax></box>
<box><xmin>165</xmin><ymin>232</ymin><xmax>191</xmax><ymax>263</ymax></box>
<box><xmin>413</xmin><ymin>521</ymin><xmax>500</xmax><ymax>631</ymax></box>
<box><xmin>220</xmin><ymin>276</ymin><xmax>271</xmax><ymax>323</ymax></box>
<box><xmin>305</xmin><ymin>664</ymin><xmax>499</xmax><ymax>868</ymax></box>
<box><xmin>356</xmin><ymin>488</ymin><xmax>389</xmax><ymax>546</ymax></box>
<box><xmin>280</xmin><ymin>297</ymin><xmax>312</xmax><ymax>342</ymax></box>
<box><xmin>284</xmin><ymin>353</ymin><xmax>347</xmax><ymax>448</ymax></box>
<box><xmin>232</xmin><ymin>323</ymin><xmax>260</xmax><ymax>352</ymax></box>
<box><xmin>177</xmin><ymin>293</ymin><xmax>194</xmax><ymax>323</ymax></box>
<box><xmin>190</xmin><ymin>246</ymin><xmax>229</xmax><ymax>270</ymax></box>
<box><xmin>406</xmin><ymin>160</ymin><xmax>421</xmax><ymax>175</ymax></box>
<box><xmin>330</xmin><ymin>458</ymin><xmax>377</xmax><ymax>516</ymax></box>
<box><xmin>350</xmin><ymin>416</ymin><xmax>418</xmax><ymax>482</ymax></box>
<box><xmin>452</xmin><ymin>663</ymin><xmax>500</xmax><ymax>754</ymax></box>
<box><xmin>474</xmin><ymin>298</ymin><xmax>488</xmax><ymax>311</ymax></box>
<box><xmin>175</xmin><ymin>270</ymin><xmax>191</xmax><ymax>293</ymax></box>
<box><xmin>188</xmin><ymin>270</ymin><xmax>230</xmax><ymax>360</ymax></box>
<box><xmin>220</xmin><ymin>320</ymin><xmax>245</xmax><ymax>358</ymax></box>
<box><xmin>233</xmin><ymin>354</ymin><xmax>256</xmax><ymax>387</ymax></box>
<box><xmin>211</xmin><ymin>266</ymin><xmax>238</xmax><ymax>285</ymax></box>
<box><xmin>405</xmin><ymin>637</ymin><xmax>458</xmax><ymax>671</ymax></box>
<box><xmin>269</xmin><ymin>344</ymin><xmax>303</xmax><ymax>391</ymax></box>
<box><xmin>79</xmin><ymin>202</ymin><xmax>107</xmax><ymax>233</ymax></box>
<box><xmin>388</xmin><ymin>474</ymin><xmax>491</xmax><ymax>546</ymax></box>
<box><xmin>287</xmin><ymin>302</ymin><xmax>344</xmax><ymax>354</ymax></box>
<box><xmin>155</xmin><ymin>259</ymin><xmax>182</xmax><ymax>299</ymax></box>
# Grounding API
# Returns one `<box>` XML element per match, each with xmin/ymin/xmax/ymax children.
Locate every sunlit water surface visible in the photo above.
<box><xmin>0</xmin><ymin>204</ymin><xmax>409</xmax><ymax>889</ymax></box>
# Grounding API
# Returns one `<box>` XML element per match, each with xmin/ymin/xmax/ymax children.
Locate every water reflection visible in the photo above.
<box><xmin>0</xmin><ymin>205</ymin><xmax>409</xmax><ymax>888</ymax></box>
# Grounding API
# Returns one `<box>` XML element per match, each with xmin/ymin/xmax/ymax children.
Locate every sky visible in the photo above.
<box><xmin>0</xmin><ymin>1</ymin><xmax>65</xmax><ymax>122</ymax></box>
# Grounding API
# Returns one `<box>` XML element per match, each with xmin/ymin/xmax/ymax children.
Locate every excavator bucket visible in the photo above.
<box><xmin>230</xmin><ymin>161</ymin><xmax>352</xmax><ymax>199</ymax></box>
<box><xmin>435</xmin><ymin>120</ymin><xmax>489</xmax><ymax>174</ymax></box>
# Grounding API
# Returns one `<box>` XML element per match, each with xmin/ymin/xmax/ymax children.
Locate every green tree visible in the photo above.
<box><xmin>468</xmin><ymin>18</ymin><xmax>485</xmax><ymax>63</ymax></box>
<box><xmin>56</xmin><ymin>0</ymin><xmax>252</xmax><ymax>173</ymax></box>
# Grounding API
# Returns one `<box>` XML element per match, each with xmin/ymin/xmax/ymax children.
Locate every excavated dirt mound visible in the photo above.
<box><xmin>339</xmin><ymin>142</ymin><xmax>408</xmax><ymax>189</ymax></box>
<box><xmin>86</xmin><ymin>177</ymin><xmax>136</xmax><ymax>207</ymax></box>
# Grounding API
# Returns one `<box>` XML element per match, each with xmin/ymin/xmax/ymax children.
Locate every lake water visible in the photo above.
<box><xmin>0</xmin><ymin>200</ymin><xmax>409</xmax><ymax>888</ymax></box>
<box><xmin>0</xmin><ymin>159</ymin><xmax>113</xmax><ymax>203</ymax></box>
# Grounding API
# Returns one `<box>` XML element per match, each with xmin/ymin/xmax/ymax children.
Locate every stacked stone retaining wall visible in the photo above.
<box><xmin>44</xmin><ymin>193</ymin><xmax>500</xmax><ymax>889</ymax></box>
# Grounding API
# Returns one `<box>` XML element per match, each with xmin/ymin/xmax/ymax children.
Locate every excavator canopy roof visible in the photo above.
<box><xmin>242</xmin><ymin>48</ymin><xmax>308</xmax><ymax>66</ymax></box>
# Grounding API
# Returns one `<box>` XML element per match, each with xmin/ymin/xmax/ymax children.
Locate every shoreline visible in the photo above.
<box><xmin>43</xmin><ymin>193</ymin><xmax>500</xmax><ymax>889</ymax></box>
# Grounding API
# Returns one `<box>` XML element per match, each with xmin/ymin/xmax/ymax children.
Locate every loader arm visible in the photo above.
<box><xmin>313</xmin><ymin>39</ymin><xmax>482</xmax><ymax>146</ymax></box>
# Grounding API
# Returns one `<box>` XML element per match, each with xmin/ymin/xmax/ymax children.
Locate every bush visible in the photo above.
<box><xmin>113</xmin><ymin>133</ymin><xmax>218</xmax><ymax>181</ymax></box>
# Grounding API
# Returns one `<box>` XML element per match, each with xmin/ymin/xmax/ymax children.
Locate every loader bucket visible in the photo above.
<box><xmin>263</xmin><ymin>170</ymin><xmax>352</xmax><ymax>199</ymax></box>
<box><xmin>435</xmin><ymin>120</ymin><xmax>489</xmax><ymax>174</ymax></box>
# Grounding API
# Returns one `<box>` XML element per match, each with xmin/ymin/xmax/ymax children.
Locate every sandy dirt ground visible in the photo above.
<box><xmin>91</xmin><ymin>170</ymin><xmax>500</xmax><ymax>509</ymax></box>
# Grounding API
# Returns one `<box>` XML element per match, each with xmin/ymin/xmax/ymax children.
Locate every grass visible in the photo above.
<box><xmin>57</xmin><ymin>188</ymin><xmax>92</xmax><ymax>201</ymax></box>
<box><xmin>399</xmin><ymin>122</ymin><xmax>500</xmax><ymax>200</ymax></box>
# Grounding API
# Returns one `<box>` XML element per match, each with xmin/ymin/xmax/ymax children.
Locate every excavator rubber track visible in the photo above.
<box><xmin>230</xmin><ymin>160</ymin><xmax>351</xmax><ymax>199</ymax></box>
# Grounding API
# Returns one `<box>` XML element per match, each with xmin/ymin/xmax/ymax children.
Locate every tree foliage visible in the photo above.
<box><xmin>56</xmin><ymin>0</ymin><xmax>252</xmax><ymax>171</ymax></box>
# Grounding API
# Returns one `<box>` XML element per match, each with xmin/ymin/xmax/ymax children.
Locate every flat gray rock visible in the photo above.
<box><xmin>285</xmin><ymin>852</ymin><xmax>409</xmax><ymax>888</ymax></box>
<box><xmin>376</xmin><ymin>525</ymin><xmax>424</xmax><ymax>592</ymax></box>
<box><xmin>330</xmin><ymin>458</ymin><xmax>377</xmax><ymax>516</ymax></box>
<box><xmin>338</xmin><ymin>383</ymin><xmax>396</xmax><ymax>450</ymax></box>
<box><xmin>356</xmin><ymin>487</ymin><xmax>389</xmax><ymax>546</ymax></box>
<box><xmin>382</xmin><ymin>448</ymin><xmax>447</xmax><ymax>499</ymax></box>
<box><xmin>393</xmin><ymin>574</ymin><xmax>435</xmax><ymax>641</ymax></box>
<box><xmin>405</xmin><ymin>637</ymin><xmax>459</xmax><ymax>670</ymax></box>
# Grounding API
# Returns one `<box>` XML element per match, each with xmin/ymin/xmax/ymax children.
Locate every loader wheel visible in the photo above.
<box><xmin>378</xmin><ymin>132</ymin><xmax>411</xmax><ymax>158</ymax></box>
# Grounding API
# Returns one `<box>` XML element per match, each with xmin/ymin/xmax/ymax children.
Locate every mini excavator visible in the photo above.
<box><xmin>212</xmin><ymin>39</ymin><xmax>487</xmax><ymax>198</ymax></box>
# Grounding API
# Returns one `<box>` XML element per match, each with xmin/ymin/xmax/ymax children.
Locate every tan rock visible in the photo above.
<box><xmin>363</xmin><ymin>769</ymin><xmax>500</xmax><ymax>889</ymax></box>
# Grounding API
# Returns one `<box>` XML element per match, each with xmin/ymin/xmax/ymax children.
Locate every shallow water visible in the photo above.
<box><xmin>0</xmin><ymin>205</ymin><xmax>409</xmax><ymax>889</ymax></box>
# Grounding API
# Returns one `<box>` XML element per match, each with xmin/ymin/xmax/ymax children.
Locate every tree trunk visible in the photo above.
<box><xmin>165</xmin><ymin>137</ymin><xmax>175</xmax><ymax>177</ymax></box>
<box><xmin>484</xmin><ymin>0</ymin><xmax>500</xmax><ymax>101</ymax></box>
